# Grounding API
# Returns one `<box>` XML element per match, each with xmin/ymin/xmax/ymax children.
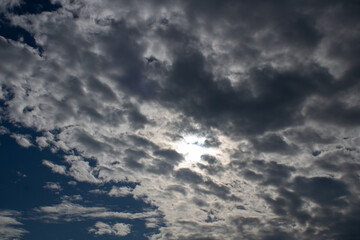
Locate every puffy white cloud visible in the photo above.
<box><xmin>89</xmin><ymin>221</ymin><xmax>131</xmax><ymax>237</ymax></box>
<box><xmin>43</xmin><ymin>182</ymin><xmax>62</xmax><ymax>192</ymax></box>
<box><xmin>42</xmin><ymin>160</ymin><xmax>67</xmax><ymax>175</ymax></box>
<box><xmin>10</xmin><ymin>133</ymin><xmax>33</xmax><ymax>148</ymax></box>
<box><xmin>108</xmin><ymin>186</ymin><xmax>133</xmax><ymax>197</ymax></box>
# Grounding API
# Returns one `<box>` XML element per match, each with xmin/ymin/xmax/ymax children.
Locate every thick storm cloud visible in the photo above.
<box><xmin>0</xmin><ymin>0</ymin><xmax>360</xmax><ymax>239</ymax></box>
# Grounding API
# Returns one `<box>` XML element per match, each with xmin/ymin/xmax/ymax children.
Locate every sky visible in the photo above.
<box><xmin>0</xmin><ymin>0</ymin><xmax>360</xmax><ymax>239</ymax></box>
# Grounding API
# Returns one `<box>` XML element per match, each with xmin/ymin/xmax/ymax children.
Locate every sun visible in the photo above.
<box><xmin>175</xmin><ymin>135</ymin><xmax>217</xmax><ymax>166</ymax></box>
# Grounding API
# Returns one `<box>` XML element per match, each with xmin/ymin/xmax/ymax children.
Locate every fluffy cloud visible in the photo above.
<box><xmin>1</xmin><ymin>0</ymin><xmax>360</xmax><ymax>239</ymax></box>
<box><xmin>43</xmin><ymin>181</ymin><xmax>62</xmax><ymax>192</ymax></box>
<box><xmin>89</xmin><ymin>221</ymin><xmax>131</xmax><ymax>237</ymax></box>
<box><xmin>10</xmin><ymin>133</ymin><xmax>33</xmax><ymax>148</ymax></box>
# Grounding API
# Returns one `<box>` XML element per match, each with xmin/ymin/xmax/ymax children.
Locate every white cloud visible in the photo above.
<box><xmin>89</xmin><ymin>221</ymin><xmax>131</xmax><ymax>237</ymax></box>
<box><xmin>10</xmin><ymin>133</ymin><xmax>33</xmax><ymax>148</ymax></box>
<box><xmin>108</xmin><ymin>186</ymin><xmax>133</xmax><ymax>197</ymax></box>
<box><xmin>43</xmin><ymin>182</ymin><xmax>62</xmax><ymax>192</ymax></box>
<box><xmin>33</xmin><ymin>200</ymin><xmax>159</xmax><ymax>223</ymax></box>
<box><xmin>0</xmin><ymin>210</ymin><xmax>28</xmax><ymax>240</ymax></box>
<box><xmin>42</xmin><ymin>160</ymin><xmax>67</xmax><ymax>175</ymax></box>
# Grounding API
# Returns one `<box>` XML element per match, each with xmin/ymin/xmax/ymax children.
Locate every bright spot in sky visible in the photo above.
<box><xmin>175</xmin><ymin>135</ymin><xmax>217</xmax><ymax>165</ymax></box>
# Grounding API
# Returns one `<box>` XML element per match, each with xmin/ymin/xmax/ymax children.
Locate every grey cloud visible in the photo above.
<box><xmin>126</xmin><ymin>108</ymin><xmax>150</xmax><ymax>130</ymax></box>
<box><xmin>166</xmin><ymin>185</ymin><xmax>187</xmax><ymax>196</ymax></box>
<box><xmin>284</xmin><ymin>127</ymin><xmax>335</xmax><ymax>144</ymax></box>
<box><xmin>124</xmin><ymin>148</ymin><xmax>147</xmax><ymax>170</ymax></box>
<box><xmin>203</xmin><ymin>136</ymin><xmax>221</xmax><ymax>148</ymax></box>
<box><xmin>251</xmin><ymin>133</ymin><xmax>299</xmax><ymax>155</ymax></box>
<box><xmin>174</xmin><ymin>168</ymin><xmax>203</xmax><ymax>185</ymax></box>
<box><xmin>157</xmin><ymin>47</ymin><xmax>333</xmax><ymax>135</ymax></box>
<box><xmin>87</xmin><ymin>77</ymin><xmax>117</xmax><ymax>102</ymax></box>
<box><xmin>242</xmin><ymin>169</ymin><xmax>264</xmax><ymax>182</ymax></box>
<box><xmin>99</xmin><ymin>20</ymin><xmax>158</xmax><ymax>99</ymax></box>
<box><xmin>76</xmin><ymin>130</ymin><xmax>113</xmax><ymax>154</ymax></box>
<box><xmin>128</xmin><ymin>134</ymin><xmax>159</xmax><ymax>150</ymax></box>
<box><xmin>247</xmin><ymin>160</ymin><xmax>295</xmax><ymax>186</ymax></box>
<box><xmin>200</xmin><ymin>154</ymin><xmax>217</xmax><ymax>164</ymax></box>
<box><xmin>264</xmin><ymin>188</ymin><xmax>310</xmax><ymax>225</ymax></box>
<box><xmin>1</xmin><ymin>0</ymin><xmax>360</xmax><ymax>239</ymax></box>
<box><xmin>197</xmin><ymin>162</ymin><xmax>224</xmax><ymax>176</ymax></box>
<box><xmin>153</xmin><ymin>149</ymin><xmax>184</xmax><ymax>163</ymax></box>
<box><xmin>293</xmin><ymin>176</ymin><xmax>350</xmax><ymax>206</ymax></box>
<box><xmin>307</xmin><ymin>100</ymin><xmax>360</xmax><ymax>127</ymax></box>
<box><xmin>262</xmin><ymin>231</ymin><xmax>296</xmax><ymax>240</ymax></box>
<box><xmin>146</xmin><ymin>159</ymin><xmax>174</xmax><ymax>175</ymax></box>
<box><xmin>202</xmin><ymin>179</ymin><xmax>240</xmax><ymax>201</ymax></box>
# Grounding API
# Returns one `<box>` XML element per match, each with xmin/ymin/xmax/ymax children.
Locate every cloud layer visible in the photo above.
<box><xmin>1</xmin><ymin>0</ymin><xmax>360</xmax><ymax>239</ymax></box>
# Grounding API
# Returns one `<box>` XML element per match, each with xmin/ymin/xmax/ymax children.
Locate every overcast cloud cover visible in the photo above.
<box><xmin>1</xmin><ymin>0</ymin><xmax>360</xmax><ymax>239</ymax></box>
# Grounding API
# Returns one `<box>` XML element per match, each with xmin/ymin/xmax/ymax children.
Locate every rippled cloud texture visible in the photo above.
<box><xmin>1</xmin><ymin>0</ymin><xmax>360</xmax><ymax>239</ymax></box>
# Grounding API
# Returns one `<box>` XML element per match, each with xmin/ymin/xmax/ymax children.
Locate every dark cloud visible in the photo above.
<box><xmin>197</xmin><ymin>163</ymin><xmax>224</xmax><ymax>176</ymax></box>
<box><xmin>262</xmin><ymin>231</ymin><xmax>295</xmax><ymax>240</ymax></box>
<box><xmin>1</xmin><ymin>0</ymin><xmax>360</xmax><ymax>239</ymax></box>
<box><xmin>76</xmin><ymin>130</ymin><xmax>113</xmax><ymax>154</ymax></box>
<box><xmin>244</xmin><ymin>160</ymin><xmax>295</xmax><ymax>186</ymax></box>
<box><xmin>200</xmin><ymin>155</ymin><xmax>217</xmax><ymax>165</ymax></box>
<box><xmin>284</xmin><ymin>127</ymin><xmax>335</xmax><ymax>144</ymax></box>
<box><xmin>146</xmin><ymin>159</ymin><xmax>174</xmax><ymax>175</ymax></box>
<box><xmin>251</xmin><ymin>133</ymin><xmax>299</xmax><ymax>155</ymax></box>
<box><xmin>156</xmin><ymin>47</ymin><xmax>333</xmax><ymax>135</ymax></box>
<box><xmin>153</xmin><ymin>149</ymin><xmax>184</xmax><ymax>163</ymax></box>
<box><xmin>242</xmin><ymin>169</ymin><xmax>263</xmax><ymax>182</ymax></box>
<box><xmin>123</xmin><ymin>149</ymin><xmax>147</xmax><ymax>170</ymax></box>
<box><xmin>293</xmin><ymin>176</ymin><xmax>349</xmax><ymax>206</ymax></box>
<box><xmin>307</xmin><ymin>100</ymin><xmax>360</xmax><ymax>127</ymax></box>
<box><xmin>166</xmin><ymin>185</ymin><xmax>187</xmax><ymax>196</ymax></box>
<box><xmin>128</xmin><ymin>135</ymin><xmax>159</xmax><ymax>150</ymax></box>
<box><xmin>126</xmin><ymin>108</ymin><xmax>150</xmax><ymax>130</ymax></box>
<box><xmin>174</xmin><ymin>168</ymin><xmax>203</xmax><ymax>185</ymax></box>
<box><xmin>264</xmin><ymin>188</ymin><xmax>311</xmax><ymax>225</ymax></box>
<box><xmin>203</xmin><ymin>136</ymin><xmax>221</xmax><ymax>148</ymax></box>
<box><xmin>87</xmin><ymin>77</ymin><xmax>117</xmax><ymax>102</ymax></box>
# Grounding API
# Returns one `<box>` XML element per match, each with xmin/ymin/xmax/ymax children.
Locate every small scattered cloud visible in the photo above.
<box><xmin>89</xmin><ymin>221</ymin><xmax>131</xmax><ymax>237</ymax></box>
<box><xmin>43</xmin><ymin>182</ymin><xmax>62</xmax><ymax>192</ymax></box>
<box><xmin>10</xmin><ymin>133</ymin><xmax>33</xmax><ymax>148</ymax></box>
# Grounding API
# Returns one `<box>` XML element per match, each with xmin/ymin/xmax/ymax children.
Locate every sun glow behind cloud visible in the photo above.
<box><xmin>175</xmin><ymin>135</ymin><xmax>217</xmax><ymax>166</ymax></box>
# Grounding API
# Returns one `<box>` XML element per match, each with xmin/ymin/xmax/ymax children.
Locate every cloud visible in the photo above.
<box><xmin>108</xmin><ymin>186</ymin><xmax>133</xmax><ymax>197</ymax></box>
<box><xmin>0</xmin><ymin>210</ymin><xmax>28</xmax><ymax>239</ymax></box>
<box><xmin>89</xmin><ymin>221</ymin><xmax>131</xmax><ymax>237</ymax></box>
<box><xmin>42</xmin><ymin>159</ymin><xmax>67</xmax><ymax>175</ymax></box>
<box><xmin>10</xmin><ymin>133</ymin><xmax>33</xmax><ymax>148</ymax></box>
<box><xmin>43</xmin><ymin>181</ymin><xmax>62</xmax><ymax>192</ymax></box>
<box><xmin>1</xmin><ymin>0</ymin><xmax>360</xmax><ymax>239</ymax></box>
<box><xmin>293</xmin><ymin>176</ymin><xmax>349</xmax><ymax>206</ymax></box>
<box><xmin>33</xmin><ymin>200</ymin><xmax>159</xmax><ymax>223</ymax></box>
